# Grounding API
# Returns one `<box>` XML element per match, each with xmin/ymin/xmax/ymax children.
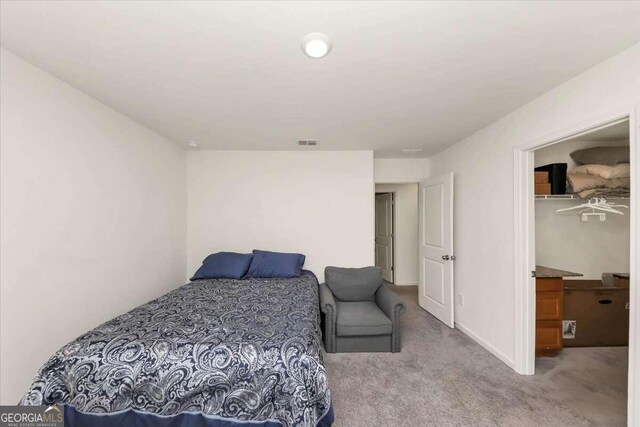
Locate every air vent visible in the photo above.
<box><xmin>298</xmin><ymin>140</ymin><xmax>318</xmax><ymax>146</ymax></box>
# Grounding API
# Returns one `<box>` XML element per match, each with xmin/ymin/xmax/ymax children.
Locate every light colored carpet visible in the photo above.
<box><xmin>324</xmin><ymin>286</ymin><xmax>628</xmax><ymax>426</ymax></box>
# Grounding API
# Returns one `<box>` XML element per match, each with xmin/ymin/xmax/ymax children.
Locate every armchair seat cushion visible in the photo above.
<box><xmin>336</xmin><ymin>301</ymin><xmax>392</xmax><ymax>337</ymax></box>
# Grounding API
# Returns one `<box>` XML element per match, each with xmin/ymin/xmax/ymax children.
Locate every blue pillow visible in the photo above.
<box><xmin>245</xmin><ymin>250</ymin><xmax>306</xmax><ymax>278</ymax></box>
<box><xmin>190</xmin><ymin>252</ymin><xmax>253</xmax><ymax>280</ymax></box>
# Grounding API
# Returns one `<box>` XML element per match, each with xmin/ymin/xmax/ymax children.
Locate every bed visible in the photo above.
<box><xmin>21</xmin><ymin>270</ymin><xmax>333</xmax><ymax>427</ymax></box>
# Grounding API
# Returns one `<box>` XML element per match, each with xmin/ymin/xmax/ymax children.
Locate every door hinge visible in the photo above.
<box><xmin>531</xmin><ymin>270</ymin><xmax>536</xmax><ymax>278</ymax></box>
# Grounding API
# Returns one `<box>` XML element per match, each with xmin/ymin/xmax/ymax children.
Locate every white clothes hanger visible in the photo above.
<box><xmin>556</xmin><ymin>197</ymin><xmax>628</xmax><ymax>222</ymax></box>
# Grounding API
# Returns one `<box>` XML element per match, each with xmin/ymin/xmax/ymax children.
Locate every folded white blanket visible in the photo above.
<box><xmin>567</xmin><ymin>172</ymin><xmax>630</xmax><ymax>193</ymax></box>
<box><xmin>572</xmin><ymin>163</ymin><xmax>630</xmax><ymax>179</ymax></box>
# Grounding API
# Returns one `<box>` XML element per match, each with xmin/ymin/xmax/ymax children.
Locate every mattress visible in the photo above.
<box><xmin>21</xmin><ymin>271</ymin><xmax>333</xmax><ymax>427</ymax></box>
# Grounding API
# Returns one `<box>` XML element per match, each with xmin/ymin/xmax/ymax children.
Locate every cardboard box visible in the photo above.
<box><xmin>563</xmin><ymin>280</ymin><xmax>629</xmax><ymax>347</ymax></box>
<box><xmin>535</xmin><ymin>183</ymin><xmax>551</xmax><ymax>195</ymax></box>
<box><xmin>535</xmin><ymin>171</ymin><xmax>549</xmax><ymax>184</ymax></box>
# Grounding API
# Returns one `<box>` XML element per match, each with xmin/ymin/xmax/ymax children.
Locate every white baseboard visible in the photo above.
<box><xmin>455</xmin><ymin>322</ymin><xmax>516</xmax><ymax>370</ymax></box>
<box><xmin>393</xmin><ymin>281</ymin><xmax>418</xmax><ymax>286</ymax></box>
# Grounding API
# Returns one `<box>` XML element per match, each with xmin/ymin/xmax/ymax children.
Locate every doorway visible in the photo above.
<box><xmin>513</xmin><ymin>113</ymin><xmax>639</xmax><ymax>424</ymax></box>
<box><xmin>374</xmin><ymin>183</ymin><xmax>419</xmax><ymax>287</ymax></box>
<box><xmin>534</xmin><ymin>121</ymin><xmax>631</xmax><ymax>423</ymax></box>
<box><xmin>375</xmin><ymin>192</ymin><xmax>394</xmax><ymax>282</ymax></box>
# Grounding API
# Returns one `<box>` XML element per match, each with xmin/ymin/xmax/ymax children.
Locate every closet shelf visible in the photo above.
<box><xmin>535</xmin><ymin>194</ymin><xmax>629</xmax><ymax>200</ymax></box>
<box><xmin>535</xmin><ymin>194</ymin><xmax>578</xmax><ymax>200</ymax></box>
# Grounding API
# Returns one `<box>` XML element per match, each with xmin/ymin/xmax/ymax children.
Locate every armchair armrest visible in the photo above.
<box><xmin>375</xmin><ymin>285</ymin><xmax>406</xmax><ymax>320</ymax></box>
<box><xmin>319</xmin><ymin>282</ymin><xmax>336</xmax><ymax>314</ymax></box>
<box><xmin>375</xmin><ymin>285</ymin><xmax>406</xmax><ymax>352</ymax></box>
<box><xmin>319</xmin><ymin>283</ymin><xmax>337</xmax><ymax>353</ymax></box>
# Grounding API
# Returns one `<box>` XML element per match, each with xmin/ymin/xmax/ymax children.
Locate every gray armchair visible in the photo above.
<box><xmin>319</xmin><ymin>266</ymin><xmax>406</xmax><ymax>353</ymax></box>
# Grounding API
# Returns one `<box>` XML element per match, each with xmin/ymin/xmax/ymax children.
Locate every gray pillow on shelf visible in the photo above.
<box><xmin>570</xmin><ymin>146</ymin><xmax>629</xmax><ymax>166</ymax></box>
<box><xmin>325</xmin><ymin>266</ymin><xmax>382</xmax><ymax>302</ymax></box>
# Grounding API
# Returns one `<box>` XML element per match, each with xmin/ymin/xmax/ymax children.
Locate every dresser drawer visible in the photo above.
<box><xmin>535</xmin><ymin>278</ymin><xmax>564</xmax><ymax>356</ymax></box>
<box><xmin>536</xmin><ymin>278</ymin><xmax>563</xmax><ymax>292</ymax></box>
<box><xmin>536</xmin><ymin>291</ymin><xmax>563</xmax><ymax>320</ymax></box>
<box><xmin>536</xmin><ymin>320</ymin><xmax>563</xmax><ymax>351</ymax></box>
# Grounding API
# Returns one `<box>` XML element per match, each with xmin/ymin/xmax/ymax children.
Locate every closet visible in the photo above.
<box><xmin>534</xmin><ymin>120</ymin><xmax>630</xmax><ymax>354</ymax></box>
<box><xmin>532</xmin><ymin>119</ymin><xmax>631</xmax><ymax>419</ymax></box>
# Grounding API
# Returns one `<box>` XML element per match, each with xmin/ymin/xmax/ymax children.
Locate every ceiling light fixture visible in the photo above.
<box><xmin>298</xmin><ymin>139</ymin><xmax>318</xmax><ymax>146</ymax></box>
<box><xmin>401</xmin><ymin>148</ymin><xmax>423</xmax><ymax>154</ymax></box>
<box><xmin>302</xmin><ymin>32</ymin><xmax>332</xmax><ymax>59</ymax></box>
<box><xmin>188</xmin><ymin>140</ymin><xmax>199</xmax><ymax>148</ymax></box>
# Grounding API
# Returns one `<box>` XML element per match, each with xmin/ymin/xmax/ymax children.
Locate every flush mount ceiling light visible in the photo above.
<box><xmin>302</xmin><ymin>32</ymin><xmax>332</xmax><ymax>58</ymax></box>
<box><xmin>187</xmin><ymin>140</ymin><xmax>199</xmax><ymax>148</ymax></box>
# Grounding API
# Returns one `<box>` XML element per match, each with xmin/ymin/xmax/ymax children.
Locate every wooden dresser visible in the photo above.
<box><xmin>535</xmin><ymin>266</ymin><xmax>583</xmax><ymax>357</ymax></box>
<box><xmin>536</xmin><ymin>278</ymin><xmax>563</xmax><ymax>355</ymax></box>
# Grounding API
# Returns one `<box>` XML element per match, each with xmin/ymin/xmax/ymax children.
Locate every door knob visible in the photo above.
<box><xmin>442</xmin><ymin>255</ymin><xmax>450</xmax><ymax>261</ymax></box>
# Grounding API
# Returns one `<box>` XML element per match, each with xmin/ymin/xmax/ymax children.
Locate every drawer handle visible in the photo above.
<box><xmin>599</xmin><ymin>299</ymin><xmax>613</xmax><ymax>305</ymax></box>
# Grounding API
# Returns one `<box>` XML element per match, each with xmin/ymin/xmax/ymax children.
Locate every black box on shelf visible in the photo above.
<box><xmin>535</xmin><ymin>163</ymin><xmax>567</xmax><ymax>194</ymax></box>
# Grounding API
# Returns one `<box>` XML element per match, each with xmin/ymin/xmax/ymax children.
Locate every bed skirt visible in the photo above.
<box><xmin>61</xmin><ymin>403</ymin><xmax>334</xmax><ymax>427</ymax></box>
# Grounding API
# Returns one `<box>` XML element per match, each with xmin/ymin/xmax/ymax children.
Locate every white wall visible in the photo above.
<box><xmin>375</xmin><ymin>183</ymin><xmax>418</xmax><ymax>286</ymax></box>
<box><xmin>536</xmin><ymin>201</ymin><xmax>629</xmax><ymax>280</ymax></box>
<box><xmin>535</xmin><ymin>137</ymin><xmax>630</xmax><ymax>280</ymax></box>
<box><xmin>0</xmin><ymin>49</ymin><xmax>186</xmax><ymax>404</ymax></box>
<box><xmin>428</xmin><ymin>43</ymin><xmax>640</xmax><ymax>367</ymax></box>
<box><xmin>187</xmin><ymin>151</ymin><xmax>374</xmax><ymax>283</ymax></box>
<box><xmin>374</xmin><ymin>158</ymin><xmax>430</xmax><ymax>183</ymax></box>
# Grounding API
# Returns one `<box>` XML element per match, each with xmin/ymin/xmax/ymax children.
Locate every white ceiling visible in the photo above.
<box><xmin>2</xmin><ymin>1</ymin><xmax>639</xmax><ymax>158</ymax></box>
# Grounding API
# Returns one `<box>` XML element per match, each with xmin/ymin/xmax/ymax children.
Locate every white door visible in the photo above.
<box><xmin>375</xmin><ymin>193</ymin><xmax>394</xmax><ymax>282</ymax></box>
<box><xmin>418</xmin><ymin>173</ymin><xmax>454</xmax><ymax>328</ymax></box>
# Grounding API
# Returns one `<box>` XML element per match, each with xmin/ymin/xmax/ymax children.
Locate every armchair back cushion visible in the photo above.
<box><xmin>325</xmin><ymin>266</ymin><xmax>382</xmax><ymax>302</ymax></box>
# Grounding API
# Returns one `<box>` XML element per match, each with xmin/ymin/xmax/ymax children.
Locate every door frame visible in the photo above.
<box><xmin>374</xmin><ymin>179</ymin><xmax>421</xmax><ymax>287</ymax></box>
<box><xmin>375</xmin><ymin>191</ymin><xmax>395</xmax><ymax>283</ymax></box>
<box><xmin>513</xmin><ymin>107</ymin><xmax>639</xmax><ymax>425</ymax></box>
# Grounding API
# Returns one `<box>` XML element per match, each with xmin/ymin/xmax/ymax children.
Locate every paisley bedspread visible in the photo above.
<box><xmin>21</xmin><ymin>271</ymin><xmax>333</xmax><ymax>427</ymax></box>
